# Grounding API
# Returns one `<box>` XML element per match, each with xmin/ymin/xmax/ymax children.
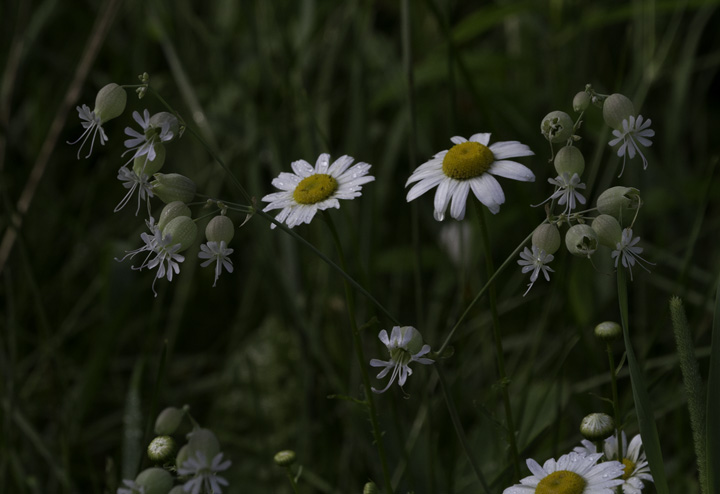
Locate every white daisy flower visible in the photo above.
<box><xmin>116</xmin><ymin>479</ymin><xmax>145</xmax><ymax>494</ymax></box>
<box><xmin>611</xmin><ymin>228</ymin><xmax>653</xmax><ymax>281</ymax></box>
<box><xmin>115</xmin><ymin>167</ymin><xmax>154</xmax><ymax>216</ymax></box>
<box><xmin>67</xmin><ymin>104</ymin><xmax>108</xmax><ymax>159</ymax></box>
<box><xmin>370</xmin><ymin>326</ymin><xmax>433</xmax><ymax>394</ymax></box>
<box><xmin>574</xmin><ymin>432</ymin><xmax>653</xmax><ymax>494</ymax></box>
<box><xmin>608</xmin><ymin>115</ymin><xmax>654</xmax><ymax>176</ymax></box>
<box><xmin>123</xmin><ymin>110</ymin><xmax>174</xmax><ymax>162</ymax></box>
<box><xmin>544</xmin><ymin>172</ymin><xmax>587</xmax><ymax>215</ymax></box>
<box><xmin>198</xmin><ymin>241</ymin><xmax>234</xmax><ymax>287</ymax></box>
<box><xmin>503</xmin><ymin>451</ymin><xmax>625</xmax><ymax>494</ymax></box>
<box><xmin>517</xmin><ymin>245</ymin><xmax>554</xmax><ymax>296</ymax></box>
<box><xmin>178</xmin><ymin>451</ymin><xmax>231</xmax><ymax>494</ymax></box>
<box><xmin>405</xmin><ymin>133</ymin><xmax>535</xmax><ymax>220</ymax></box>
<box><xmin>261</xmin><ymin>153</ymin><xmax>374</xmax><ymax>229</ymax></box>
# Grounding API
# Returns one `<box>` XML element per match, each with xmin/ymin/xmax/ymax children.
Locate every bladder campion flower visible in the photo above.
<box><xmin>178</xmin><ymin>451</ymin><xmax>231</xmax><ymax>494</ymax></box>
<box><xmin>543</xmin><ymin>173</ymin><xmax>587</xmax><ymax>215</ymax></box>
<box><xmin>370</xmin><ymin>326</ymin><xmax>433</xmax><ymax>393</ymax></box>
<box><xmin>68</xmin><ymin>83</ymin><xmax>127</xmax><ymax>159</ymax></box>
<box><xmin>261</xmin><ymin>153</ymin><xmax>374</xmax><ymax>228</ymax></box>
<box><xmin>405</xmin><ymin>133</ymin><xmax>534</xmax><ymax>220</ymax></box>
<box><xmin>123</xmin><ymin>110</ymin><xmax>176</xmax><ymax>162</ymax></box>
<box><xmin>608</xmin><ymin>115</ymin><xmax>654</xmax><ymax>176</ymax></box>
<box><xmin>517</xmin><ymin>246</ymin><xmax>554</xmax><ymax>296</ymax></box>
<box><xmin>611</xmin><ymin>228</ymin><xmax>652</xmax><ymax>280</ymax></box>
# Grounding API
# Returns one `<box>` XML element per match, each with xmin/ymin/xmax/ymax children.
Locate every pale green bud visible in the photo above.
<box><xmin>594</xmin><ymin>321</ymin><xmax>622</xmax><ymax>342</ymax></box>
<box><xmin>162</xmin><ymin>216</ymin><xmax>197</xmax><ymax>252</ymax></box>
<box><xmin>541</xmin><ymin>111</ymin><xmax>574</xmax><ymax>143</ymax></box>
<box><xmin>580</xmin><ymin>413</ymin><xmax>615</xmax><ymax>441</ymax></box>
<box><xmin>363</xmin><ymin>482</ymin><xmax>379</xmax><ymax>494</ymax></box>
<box><xmin>565</xmin><ymin>224</ymin><xmax>597</xmax><ymax>257</ymax></box>
<box><xmin>573</xmin><ymin>91</ymin><xmax>591</xmax><ymax>112</ymax></box>
<box><xmin>602</xmin><ymin>93</ymin><xmax>635</xmax><ymax>130</ymax></box>
<box><xmin>151</xmin><ymin>173</ymin><xmax>196</xmax><ymax>204</ymax></box>
<box><xmin>133</xmin><ymin>143</ymin><xmax>166</xmax><ymax>177</ymax></box>
<box><xmin>532</xmin><ymin>224</ymin><xmax>561</xmax><ymax>255</ymax></box>
<box><xmin>273</xmin><ymin>450</ymin><xmax>296</xmax><ymax>467</ymax></box>
<box><xmin>149</xmin><ymin>112</ymin><xmax>180</xmax><ymax>141</ymax></box>
<box><xmin>157</xmin><ymin>202</ymin><xmax>192</xmax><ymax>232</ymax></box>
<box><xmin>187</xmin><ymin>428</ymin><xmax>221</xmax><ymax>460</ymax></box>
<box><xmin>398</xmin><ymin>326</ymin><xmax>425</xmax><ymax>355</ymax></box>
<box><xmin>206</xmin><ymin>215</ymin><xmax>235</xmax><ymax>244</ymax></box>
<box><xmin>596</xmin><ymin>186</ymin><xmax>641</xmax><ymax>226</ymax></box>
<box><xmin>591</xmin><ymin>214</ymin><xmax>622</xmax><ymax>248</ymax></box>
<box><xmin>553</xmin><ymin>146</ymin><xmax>585</xmax><ymax>177</ymax></box>
<box><xmin>135</xmin><ymin>467</ymin><xmax>173</xmax><ymax>494</ymax></box>
<box><xmin>94</xmin><ymin>83</ymin><xmax>126</xmax><ymax>123</ymax></box>
<box><xmin>175</xmin><ymin>444</ymin><xmax>189</xmax><ymax>469</ymax></box>
<box><xmin>148</xmin><ymin>436</ymin><xmax>175</xmax><ymax>462</ymax></box>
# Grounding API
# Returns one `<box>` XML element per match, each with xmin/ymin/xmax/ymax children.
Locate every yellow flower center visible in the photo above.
<box><xmin>293</xmin><ymin>174</ymin><xmax>338</xmax><ymax>204</ymax></box>
<box><xmin>536</xmin><ymin>471</ymin><xmax>587</xmax><ymax>494</ymax></box>
<box><xmin>622</xmin><ymin>458</ymin><xmax>636</xmax><ymax>480</ymax></box>
<box><xmin>442</xmin><ymin>141</ymin><xmax>494</xmax><ymax>180</ymax></box>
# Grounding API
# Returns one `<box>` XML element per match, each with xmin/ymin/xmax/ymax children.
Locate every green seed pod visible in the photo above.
<box><xmin>573</xmin><ymin>91</ymin><xmax>591</xmax><ymax>112</ymax></box>
<box><xmin>594</xmin><ymin>321</ymin><xmax>622</xmax><ymax>342</ymax></box>
<box><xmin>596</xmin><ymin>186</ymin><xmax>641</xmax><ymax>226</ymax></box>
<box><xmin>591</xmin><ymin>214</ymin><xmax>622</xmax><ymax>248</ymax></box>
<box><xmin>274</xmin><ymin>450</ymin><xmax>296</xmax><ymax>467</ymax></box>
<box><xmin>148</xmin><ymin>436</ymin><xmax>176</xmax><ymax>463</ymax></box>
<box><xmin>151</xmin><ymin>173</ymin><xmax>196</xmax><ymax>204</ymax></box>
<box><xmin>162</xmin><ymin>216</ymin><xmax>197</xmax><ymax>252</ymax></box>
<box><xmin>553</xmin><ymin>146</ymin><xmax>585</xmax><ymax>177</ymax></box>
<box><xmin>580</xmin><ymin>413</ymin><xmax>615</xmax><ymax>441</ymax></box>
<box><xmin>134</xmin><ymin>467</ymin><xmax>173</xmax><ymax>494</ymax></box>
<box><xmin>94</xmin><ymin>83</ymin><xmax>127</xmax><ymax>123</ymax></box>
<box><xmin>541</xmin><ymin>111</ymin><xmax>574</xmax><ymax>143</ymax></box>
<box><xmin>175</xmin><ymin>444</ymin><xmax>189</xmax><ymax>469</ymax></box>
<box><xmin>187</xmin><ymin>428</ymin><xmax>221</xmax><ymax>460</ymax></box>
<box><xmin>532</xmin><ymin>224</ymin><xmax>561</xmax><ymax>255</ymax></box>
<box><xmin>206</xmin><ymin>215</ymin><xmax>235</xmax><ymax>244</ymax></box>
<box><xmin>157</xmin><ymin>203</ymin><xmax>192</xmax><ymax>232</ymax></box>
<box><xmin>363</xmin><ymin>482</ymin><xmax>379</xmax><ymax>494</ymax></box>
<box><xmin>149</xmin><ymin>112</ymin><xmax>180</xmax><ymax>141</ymax></box>
<box><xmin>602</xmin><ymin>93</ymin><xmax>635</xmax><ymax>130</ymax></box>
<box><xmin>565</xmin><ymin>224</ymin><xmax>598</xmax><ymax>258</ymax></box>
<box><xmin>397</xmin><ymin>326</ymin><xmax>425</xmax><ymax>355</ymax></box>
<box><xmin>133</xmin><ymin>143</ymin><xmax>166</xmax><ymax>177</ymax></box>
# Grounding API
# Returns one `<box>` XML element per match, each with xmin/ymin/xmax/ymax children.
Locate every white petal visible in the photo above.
<box><xmin>291</xmin><ymin>159</ymin><xmax>314</xmax><ymax>177</ymax></box>
<box><xmin>469</xmin><ymin>133</ymin><xmax>491</xmax><ymax>145</ymax></box>
<box><xmin>489</xmin><ymin>140</ymin><xmax>534</xmax><ymax>159</ymax></box>
<box><xmin>450</xmin><ymin>181</ymin><xmax>470</xmax><ymax>220</ymax></box>
<box><xmin>489</xmin><ymin>160</ymin><xmax>535</xmax><ymax>182</ymax></box>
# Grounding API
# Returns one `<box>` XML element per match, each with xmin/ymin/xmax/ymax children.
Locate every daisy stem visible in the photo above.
<box><xmin>323</xmin><ymin>211</ymin><xmax>394</xmax><ymax>494</ymax></box>
<box><xmin>606</xmin><ymin>342</ymin><xmax>623</xmax><ymax>460</ymax></box>
<box><xmin>284</xmin><ymin>467</ymin><xmax>300</xmax><ymax>494</ymax></box>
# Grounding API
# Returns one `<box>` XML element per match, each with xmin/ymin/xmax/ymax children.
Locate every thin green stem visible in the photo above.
<box><xmin>323</xmin><ymin>212</ymin><xmax>393</xmax><ymax>494</ymax></box>
<box><xmin>607</xmin><ymin>343</ymin><xmax>623</xmax><ymax>460</ymax></box>
<box><xmin>284</xmin><ymin>468</ymin><xmax>300</xmax><ymax>494</ymax></box>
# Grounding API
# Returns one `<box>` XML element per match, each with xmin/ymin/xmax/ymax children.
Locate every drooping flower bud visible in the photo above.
<box><xmin>148</xmin><ymin>435</ymin><xmax>176</xmax><ymax>462</ymax></box>
<box><xmin>274</xmin><ymin>450</ymin><xmax>296</xmax><ymax>467</ymax></box>
<box><xmin>133</xmin><ymin>143</ymin><xmax>166</xmax><ymax>177</ymax></box>
<box><xmin>94</xmin><ymin>83</ymin><xmax>127</xmax><ymax>123</ymax></box>
<box><xmin>532</xmin><ymin>224</ymin><xmax>561</xmax><ymax>255</ymax></box>
<box><xmin>594</xmin><ymin>321</ymin><xmax>622</xmax><ymax>342</ymax></box>
<box><xmin>186</xmin><ymin>428</ymin><xmax>221</xmax><ymax>460</ymax></box>
<box><xmin>157</xmin><ymin>202</ymin><xmax>192</xmax><ymax>232</ymax></box>
<box><xmin>149</xmin><ymin>112</ymin><xmax>180</xmax><ymax>142</ymax></box>
<box><xmin>134</xmin><ymin>467</ymin><xmax>173</xmax><ymax>494</ymax></box>
<box><xmin>206</xmin><ymin>215</ymin><xmax>235</xmax><ymax>244</ymax></box>
<box><xmin>573</xmin><ymin>91</ymin><xmax>591</xmax><ymax>112</ymax></box>
<box><xmin>541</xmin><ymin>111</ymin><xmax>574</xmax><ymax>143</ymax></box>
<box><xmin>162</xmin><ymin>216</ymin><xmax>197</xmax><ymax>252</ymax></box>
<box><xmin>596</xmin><ymin>186</ymin><xmax>641</xmax><ymax>225</ymax></box>
<box><xmin>580</xmin><ymin>413</ymin><xmax>615</xmax><ymax>441</ymax></box>
<box><xmin>602</xmin><ymin>93</ymin><xmax>635</xmax><ymax>130</ymax></box>
<box><xmin>591</xmin><ymin>214</ymin><xmax>622</xmax><ymax>248</ymax></box>
<box><xmin>151</xmin><ymin>173</ymin><xmax>196</xmax><ymax>204</ymax></box>
<box><xmin>553</xmin><ymin>146</ymin><xmax>585</xmax><ymax>177</ymax></box>
<box><xmin>565</xmin><ymin>224</ymin><xmax>598</xmax><ymax>257</ymax></box>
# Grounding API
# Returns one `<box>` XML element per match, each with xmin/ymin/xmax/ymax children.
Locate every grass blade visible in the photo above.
<box><xmin>707</xmin><ymin>279</ymin><xmax>720</xmax><ymax>494</ymax></box>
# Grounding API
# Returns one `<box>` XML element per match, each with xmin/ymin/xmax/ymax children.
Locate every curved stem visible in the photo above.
<box><xmin>607</xmin><ymin>342</ymin><xmax>623</xmax><ymax>461</ymax></box>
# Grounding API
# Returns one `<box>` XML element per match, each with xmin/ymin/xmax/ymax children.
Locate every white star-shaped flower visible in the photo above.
<box><xmin>123</xmin><ymin>110</ymin><xmax>174</xmax><ymax>162</ymax></box>
<box><xmin>115</xmin><ymin>166</ymin><xmax>154</xmax><ymax>216</ymax></box>
<box><xmin>370</xmin><ymin>326</ymin><xmax>433</xmax><ymax>394</ymax></box>
<box><xmin>517</xmin><ymin>245</ymin><xmax>555</xmax><ymax>296</ymax></box>
<box><xmin>68</xmin><ymin>104</ymin><xmax>108</xmax><ymax>159</ymax></box>
<box><xmin>608</xmin><ymin>115</ymin><xmax>654</xmax><ymax>177</ymax></box>
<box><xmin>545</xmin><ymin>172</ymin><xmax>586</xmax><ymax>215</ymax></box>
<box><xmin>611</xmin><ymin>228</ymin><xmax>652</xmax><ymax>281</ymax></box>
<box><xmin>198</xmin><ymin>241</ymin><xmax>234</xmax><ymax>287</ymax></box>
<box><xmin>178</xmin><ymin>451</ymin><xmax>231</xmax><ymax>494</ymax></box>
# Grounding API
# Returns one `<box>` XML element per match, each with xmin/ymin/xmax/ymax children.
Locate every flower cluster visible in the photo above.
<box><xmin>369</xmin><ymin>326</ymin><xmax>434</xmax><ymax>393</ymax></box>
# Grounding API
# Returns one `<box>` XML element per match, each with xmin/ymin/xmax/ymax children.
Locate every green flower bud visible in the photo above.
<box><xmin>541</xmin><ymin>111</ymin><xmax>574</xmax><ymax>143</ymax></box>
<box><xmin>151</xmin><ymin>173</ymin><xmax>196</xmax><ymax>204</ymax></box>
<box><xmin>532</xmin><ymin>224</ymin><xmax>561</xmax><ymax>255</ymax></box>
<box><xmin>187</xmin><ymin>428</ymin><xmax>221</xmax><ymax>460</ymax></box>
<box><xmin>398</xmin><ymin>326</ymin><xmax>425</xmax><ymax>355</ymax></box>
<box><xmin>591</xmin><ymin>214</ymin><xmax>622</xmax><ymax>248</ymax></box>
<box><xmin>565</xmin><ymin>224</ymin><xmax>597</xmax><ymax>257</ymax></box>
<box><xmin>553</xmin><ymin>146</ymin><xmax>585</xmax><ymax>177</ymax></box>
<box><xmin>273</xmin><ymin>450</ymin><xmax>296</xmax><ymax>467</ymax></box>
<box><xmin>133</xmin><ymin>143</ymin><xmax>166</xmax><ymax>177</ymax></box>
<box><xmin>135</xmin><ymin>467</ymin><xmax>173</xmax><ymax>494</ymax></box>
<box><xmin>157</xmin><ymin>203</ymin><xmax>192</xmax><ymax>232</ymax></box>
<box><xmin>573</xmin><ymin>91</ymin><xmax>591</xmax><ymax>112</ymax></box>
<box><xmin>162</xmin><ymin>216</ymin><xmax>197</xmax><ymax>252</ymax></box>
<box><xmin>594</xmin><ymin>321</ymin><xmax>622</xmax><ymax>342</ymax></box>
<box><xmin>363</xmin><ymin>482</ymin><xmax>379</xmax><ymax>494</ymax></box>
<box><xmin>94</xmin><ymin>83</ymin><xmax>127</xmax><ymax>123</ymax></box>
<box><xmin>148</xmin><ymin>436</ymin><xmax>176</xmax><ymax>462</ymax></box>
<box><xmin>149</xmin><ymin>112</ymin><xmax>180</xmax><ymax>141</ymax></box>
<box><xmin>580</xmin><ymin>413</ymin><xmax>615</xmax><ymax>441</ymax></box>
<box><xmin>602</xmin><ymin>93</ymin><xmax>635</xmax><ymax>130</ymax></box>
<box><xmin>175</xmin><ymin>444</ymin><xmax>190</xmax><ymax>469</ymax></box>
<box><xmin>596</xmin><ymin>186</ymin><xmax>641</xmax><ymax>226</ymax></box>
<box><xmin>206</xmin><ymin>215</ymin><xmax>235</xmax><ymax>244</ymax></box>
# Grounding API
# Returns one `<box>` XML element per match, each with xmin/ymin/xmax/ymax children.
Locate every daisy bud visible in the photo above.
<box><xmin>591</xmin><ymin>214</ymin><xmax>622</xmax><ymax>248</ymax></box>
<box><xmin>553</xmin><ymin>145</ymin><xmax>585</xmax><ymax>177</ymax></box>
<box><xmin>206</xmin><ymin>215</ymin><xmax>235</xmax><ymax>244</ymax></box>
<box><xmin>175</xmin><ymin>444</ymin><xmax>189</xmax><ymax>469</ymax></box>
<box><xmin>148</xmin><ymin>435</ymin><xmax>175</xmax><ymax>463</ymax></box>
<box><xmin>273</xmin><ymin>450</ymin><xmax>296</xmax><ymax>467</ymax></box>
<box><xmin>580</xmin><ymin>412</ymin><xmax>615</xmax><ymax>441</ymax></box>
<box><xmin>134</xmin><ymin>467</ymin><xmax>173</xmax><ymax>494</ymax></box>
<box><xmin>363</xmin><ymin>482</ymin><xmax>379</xmax><ymax>494</ymax></box>
<box><xmin>565</xmin><ymin>224</ymin><xmax>598</xmax><ymax>257</ymax></box>
<box><xmin>149</xmin><ymin>112</ymin><xmax>180</xmax><ymax>142</ymax></box>
<box><xmin>93</xmin><ymin>83</ymin><xmax>127</xmax><ymax>123</ymax></box>
<box><xmin>602</xmin><ymin>93</ymin><xmax>636</xmax><ymax>130</ymax></box>
<box><xmin>532</xmin><ymin>224</ymin><xmax>561</xmax><ymax>255</ymax></box>
<box><xmin>157</xmin><ymin>202</ymin><xmax>192</xmax><ymax>232</ymax></box>
<box><xmin>151</xmin><ymin>173</ymin><xmax>196</xmax><ymax>204</ymax></box>
<box><xmin>573</xmin><ymin>91</ymin><xmax>591</xmax><ymax>112</ymax></box>
<box><xmin>594</xmin><ymin>321</ymin><xmax>622</xmax><ymax>342</ymax></box>
<box><xmin>187</xmin><ymin>428</ymin><xmax>221</xmax><ymax>460</ymax></box>
<box><xmin>597</xmin><ymin>186</ymin><xmax>641</xmax><ymax>225</ymax></box>
<box><xmin>133</xmin><ymin>143</ymin><xmax>166</xmax><ymax>177</ymax></box>
<box><xmin>541</xmin><ymin>111</ymin><xmax>574</xmax><ymax>143</ymax></box>
<box><xmin>162</xmin><ymin>216</ymin><xmax>197</xmax><ymax>252</ymax></box>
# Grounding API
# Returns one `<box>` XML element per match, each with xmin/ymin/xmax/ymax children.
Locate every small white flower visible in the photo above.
<box><xmin>370</xmin><ymin>326</ymin><xmax>433</xmax><ymax>394</ymax></box>
<box><xmin>178</xmin><ymin>451</ymin><xmax>231</xmax><ymax>494</ymax></box>
<box><xmin>117</xmin><ymin>479</ymin><xmax>145</xmax><ymax>494</ymax></box>
<box><xmin>67</xmin><ymin>104</ymin><xmax>108</xmax><ymax>159</ymax></box>
<box><xmin>115</xmin><ymin>167</ymin><xmax>154</xmax><ymax>216</ymax></box>
<box><xmin>608</xmin><ymin>115</ymin><xmax>654</xmax><ymax>177</ymax></box>
<box><xmin>543</xmin><ymin>172</ymin><xmax>587</xmax><ymax>215</ymax></box>
<box><xmin>262</xmin><ymin>153</ymin><xmax>374</xmax><ymax>229</ymax></box>
<box><xmin>503</xmin><ymin>451</ymin><xmax>625</xmax><ymax>494</ymax></box>
<box><xmin>123</xmin><ymin>110</ymin><xmax>174</xmax><ymax>162</ymax></box>
<box><xmin>517</xmin><ymin>245</ymin><xmax>554</xmax><ymax>296</ymax></box>
<box><xmin>406</xmin><ymin>133</ymin><xmax>534</xmax><ymax>220</ymax></box>
<box><xmin>611</xmin><ymin>228</ymin><xmax>653</xmax><ymax>281</ymax></box>
<box><xmin>198</xmin><ymin>241</ymin><xmax>234</xmax><ymax>287</ymax></box>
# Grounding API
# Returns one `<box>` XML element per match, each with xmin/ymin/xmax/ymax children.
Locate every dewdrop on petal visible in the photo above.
<box><xmin>273</xmin><ymin>450</ymin><xmax>296</xmax><ymax>467</ymax></box>
<box><xmin>532</xmin><ymin>224</ymin><xmax>561</xmax><ymax>255</ymax></box>
<box><xmin>162</xmin><ymin>216</ymin><xmax>197</xmax><ymax>252</ymax></box>
<box><xmin>134</xmin><ymin>467</ymin><xmax>173</xmax><ymax>494</ymax></box>
<box><xmin>554</xmin><ymin>146</ymin><xmax>585</xmax><ymax>177</ymax></box>
<box><xmin>565</xmin><ymin>224</ymin><xmax>598</xmax><ymax>257</ymax></box>
<box><xmin>603</xmin><ymin>93</ymin><xmax>635</xmax><ymax>130</ymax></box>
<box><xmin>580</xmin><ymin>413</ymin><xmax>615</xmax><ymax>441</ymax></box>
<box><xmin>573</xmin><ymin>91</ymin><xmax>591</xmax><ymax>112</ymax></box>
<box><xmin>591</xmin><ymin>214</ymin><xmax>622</xmax><ymax>248</ymax></box>
<box><xmin>597</xmin><ymin>186</ymin><xmax>641</xmax><ymax>226</ymax></box>
<box><xmin>151</xmin><ymin>173</ymin><xmax>196</xmax><ymax>204</ymax></box>
<box><xmin>133</xmin><ymin>143</ymin><xmax>166</xmax><ymax>177</ymax></box>
<box><xmin>206</xmin><ymin>215</ymin><xmax>235</xmax><ymax>244</ymax></box>
<box><xmin>148</xmin><ymin>435</ymin><xmax>175</xmax><ymax>462</ymax></box>
<box><xmin>541</xmin><ymin>111</ymin><xmax>574</xmax><ymax>143</ymax></box>
<box><xmin>595</xmin><ymin>321</ymin><xmax>622</xmax><ymax>342</ymax></box>
<box><xmin>157</xmin><ymin>202</ymin><xmax>192</xmax><ymax>232</ymax></box>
